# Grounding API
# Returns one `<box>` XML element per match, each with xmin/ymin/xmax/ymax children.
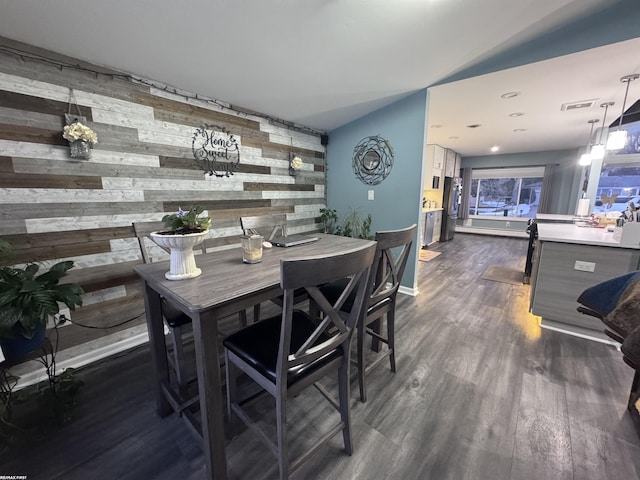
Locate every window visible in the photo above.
<box><xmin>593</xmin><ymin>164</ymin><xmax>640</xmax><ymax>213</ymax></box>
<box><xmin>468</xmin><ymin>167</ymin><xmax>544</xmax><ymax>218</ymax></box>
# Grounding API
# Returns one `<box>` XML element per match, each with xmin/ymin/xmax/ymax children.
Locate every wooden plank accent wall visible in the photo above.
<box><xmin>0</xmin><ymin>39</ymin><xmax>326</xmax><ymax>361</ymax></box>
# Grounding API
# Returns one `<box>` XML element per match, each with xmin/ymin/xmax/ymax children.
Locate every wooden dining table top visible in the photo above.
<box><xmin>134</xmin><ymin>233</ymin><xmax>377</xmax><ymax>314</ymax></box>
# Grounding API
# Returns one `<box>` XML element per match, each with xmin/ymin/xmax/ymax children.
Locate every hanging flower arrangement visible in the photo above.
<box><xmin>289</xmin><ymin>155</ymin><xmax>304</xmax><ymax>176</ymax></box>
<box><xmin>63</xmin><ymin>121</ymin><xmax>98</xmax><ymax>144</ymax></box>
<box><xmin>63</xmin><ymin>121</ymin><xmax>98</xmax><ymax>159</ymax></box>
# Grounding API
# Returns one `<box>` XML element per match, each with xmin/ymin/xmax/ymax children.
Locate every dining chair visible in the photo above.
<box><xmin>320</xmin><ymin>224</ymin><xmax>416</xmax><ymax>402</ymax></box>
<box><xmin>223</xmin><ymin>242</ymin><xmax>376</xmax><ymax>480</ymax></box>
<box><xmin>240</xmin><ymin>213</ymin><xmax>287</xmax><ymax>241</ymax></box>
<box><xmin>133</xmin><ymin>221</ymin><xmax>248</xmax><ymax>402</ymax></box>
<box><xmin>240</xmin><ymin>214</ymin><xmax>308</xmax><ymax>322</ymax></box>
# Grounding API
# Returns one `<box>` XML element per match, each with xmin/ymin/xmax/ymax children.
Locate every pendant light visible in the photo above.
<box><xmin>606</xmin><ymin>74</ymin><xmax>639</xmax><ymax>151</ymax></box>
<box><xmin>579</xmin><ymin>118</ymin><xmax>599</xmax><ymax>166</ymax></box>
<box><xmin>590</xmin><ymin>101</ymin><xmax>614</xmax><ymax>160</ymax></box>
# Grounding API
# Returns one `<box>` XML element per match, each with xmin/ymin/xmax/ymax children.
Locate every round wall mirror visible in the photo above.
<box><xmin>362</xmin><ymin>151</ymin><xmax>381</xmax><ymax>170</ymax></box>
<box><xmin>352</xmin><ymin>135</ymin><xmax>394</xmax><ymax>185</ymax></box>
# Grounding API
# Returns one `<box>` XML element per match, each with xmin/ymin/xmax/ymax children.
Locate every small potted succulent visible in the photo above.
<box><xmin>0</xmin><ymin>239</ymin><xmax>84</xmax><ymax>361</ymax></box>
<box><xmin>62</xmin><ymin>120</ymin><xmax>98</xmax><ymax>159</ymax></box>
<box><xmin>150</xmin><ymin>206</ymin><xmax>212</xmax><ymax>280</ymax></box>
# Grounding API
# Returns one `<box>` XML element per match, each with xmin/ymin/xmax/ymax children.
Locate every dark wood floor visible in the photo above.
<box><xmin>2</xmin><ymin>234</ymin><xmax>639</xmax><ymax>479</ymax></box>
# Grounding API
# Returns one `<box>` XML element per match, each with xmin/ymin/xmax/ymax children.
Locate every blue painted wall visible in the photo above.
<box><xmin>326</xmin><ymin>0</ymin><xmax>640</xmax><ymax>290</ymax></box>
<box><xmin>327</xmin><ymin>89</ymin><xmax>427</xmax><ymax>290</ymax></box>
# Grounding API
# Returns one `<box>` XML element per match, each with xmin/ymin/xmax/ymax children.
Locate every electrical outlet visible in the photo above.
<box><xmin>574</xmin><ymin>260</ymin><xmax>596</xmax><ymax>272</ymax></box>
<box><xmin>505</xmin><ymin>221</ymin><xmax>510</xmax><ymax>227</ymax></box>
<box><xmin>368</xmin><ymin>190</ymin><xmax>374</xmax><ymax>201</ymax></box>
<box><xmin>47</xmin><ymin>308</ymin><xmax>72</xmax><ymax>328</ymax></box>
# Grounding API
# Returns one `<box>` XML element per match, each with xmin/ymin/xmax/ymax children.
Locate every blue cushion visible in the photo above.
<box><xmin>577</xmin><ymin>271</ymin><xmax>640</xmax><ymax>317</ymax></box>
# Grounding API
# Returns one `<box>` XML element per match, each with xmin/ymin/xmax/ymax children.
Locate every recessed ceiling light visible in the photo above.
<box><xmin>430</xmin><ymin>124</ymin><xmax>442</xmax><ymax>128</ymax></box>
<box><xmin>509</xmin><ymin>112</ymin><xmax>525</xmax><ymax>117</ymax></box>
<box><xmin>513</xmin><ymin>128</ymin><xmax>527</xmax><ymax>132</ymax></box>
<box><xmin>466</xmin><ymin>124</ymin><xmax>481</xmax><ymax>128</ymax></box>
<box><xmin>501</xmin><ymin>92</ymin><xmax>520</xmax><ymax>99</ymax></box>
<box><xmin>491</xmin><ymin>146</ymin><xmax>500</xmax><ymax>152</ymax></box>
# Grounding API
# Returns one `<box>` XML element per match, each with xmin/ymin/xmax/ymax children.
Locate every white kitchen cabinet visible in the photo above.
<box><xmin>432</xmin><ymin>145</ymin><xmax>444</xmax><ymax>170</ymax></box>
<box><xmin>424</xmin><ymin>144</ymin><xmax>444</xmax><ymax>191</ymax></box>
<box><xmin>454</xmin><ymin>152</ymin><xmax>461</xmax><ymax>178</ymax></box>
<box><xmin>444</xmin><ymin>149</ymin><xmax>456</xmax><ymax>177</ymax></box>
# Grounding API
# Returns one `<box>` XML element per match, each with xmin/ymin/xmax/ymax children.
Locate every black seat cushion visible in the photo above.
<box><xmin>320</xmin><ymin>278</ymin><xmax>355</xmax><ymax>311</ymax></box>
<box><xmin>223</xmin><ymin>310</ymin><xmax>342</xmax><ymax>386</ymax></box>
<box><xmin>161</xmin><ymin>297</ymin><xmax>192</xmax><ymax>328</ymax></box>
<box><xmin>320</xmin><ymin>278</ymin><xmax>392</xmax><ymax>321</ymax></box>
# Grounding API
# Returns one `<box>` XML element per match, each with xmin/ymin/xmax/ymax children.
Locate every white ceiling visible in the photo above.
<box><xmin>427</xmin><ymin>37</ymin><xmax>640</xmax><ymax>156</ymax></box>
<box><xmin>0</xmin><ymin>0</ymin><xmax>637</xmax><ymax>156</ymax></box>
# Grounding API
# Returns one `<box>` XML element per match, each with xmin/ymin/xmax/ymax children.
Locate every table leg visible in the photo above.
<box><xmin>192</xmin><ymin>310</ymin><xmax>227</xmax><ymax>480</ymax></box>
<box><xmin>142</xmin><ymin>281</ymin><xmax>172</xmax><ymax>416</ymax></box>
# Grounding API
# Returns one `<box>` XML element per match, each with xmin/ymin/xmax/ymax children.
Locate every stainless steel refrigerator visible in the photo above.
<box><xmin>441</xmin><ymin>177</ymin><xmax>461</xmax><ymax>241</ymax></box>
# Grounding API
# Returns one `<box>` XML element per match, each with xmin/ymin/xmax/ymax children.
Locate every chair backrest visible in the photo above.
<box><xmin>276</xmin><ymin>243</ymin><xmax>376</xmax><ymax>381</ymax></box>
<box><xmin>367</xmin><ymin>224</ymin><xmax>417</xmax><ymax>310</ymax></box>
<box><xmin>133</xmin><ymin>221</ymin><xmax>206</xmax><ymax>264</ymax></box>
<box><xmin>240</xmin><ymin>214</ymin><xmax>287</xmax><ymax>241</ymax></box>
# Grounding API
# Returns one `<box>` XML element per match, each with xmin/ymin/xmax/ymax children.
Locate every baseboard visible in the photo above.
<box><xmin>540</xmin><ymin>318</ymin><xmax>620</xmax><ymax>348</ymax></box>
<box><xmin>10</xmin><ymin>324</ymin><xmax>150</xmax><ymax>390</ymax></box>
<box><xmin>455</xmin><ymin>226</ymin><xmax>528</xmax><ymax>239</ymax></box>
<box><xmin>399</xmin><ymin>285</ymin><xmax>418</xmax><ymax>296</ymax></box>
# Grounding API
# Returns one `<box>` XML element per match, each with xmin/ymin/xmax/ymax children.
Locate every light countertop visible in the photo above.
<box><xmin>422</xmin><ymin>208</ymin><xmax>444</xmax><ymax>213</ymax></box>
<box><xmin>537</xmin><ymin>222</ymin><xmax>640</xmax><ymax>249</ymax></box>
<box><xmin>536</xmin><ymin>213</ymin><xmax>581</xmax><ymax>223</ymax></box>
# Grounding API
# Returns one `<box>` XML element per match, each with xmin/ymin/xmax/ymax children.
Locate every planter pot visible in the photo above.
<box><xmin>69</xmin><ymin>140</ymin><xmax>91</xmax><ymax>159</ymax></box>
<box><xmin>150</xmin><ymin>230</ymin><xmax>208</xmax><ymax>280</ymax></box>
<box><xmin>0</xmin><ymin>323</ymin><xmax>46</xmax><ymax>363</ymax></box>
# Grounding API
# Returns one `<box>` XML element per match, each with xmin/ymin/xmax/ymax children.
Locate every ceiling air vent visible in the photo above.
<box><xmin>560</xmin><ymin>99</ymin><xmax>598</xmax><ymax>111</ymax></box>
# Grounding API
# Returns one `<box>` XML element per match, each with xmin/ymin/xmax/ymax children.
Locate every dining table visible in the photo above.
<box><xmin>134</xmin><ymin>233</ymin><xmax>377</xmax><ymax>480</ymax></box>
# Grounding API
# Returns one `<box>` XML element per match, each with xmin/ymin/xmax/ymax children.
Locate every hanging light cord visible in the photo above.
<box><xmin>586</xmin><ymin>119</ymin><xmax>597</xmax><ymax>149</ymax></box>
<box><xmin>598</xmin><ymin>102</ymin><xmax>612</xmax><ymax>144</ymax></box>
<box><xmin>615</xmin><ymin>74</ymin><xmax>640</xmax><ymax>131</ymax></box>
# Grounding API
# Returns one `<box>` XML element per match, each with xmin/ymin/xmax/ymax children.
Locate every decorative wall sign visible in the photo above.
<box><xmin>352</xmin><ymin>135</ymin><xmax>394</xmax><ymax>185</ymax></box>
<box><xmin>192</xmin><ymin>124</ymin><xmax>240</xmax><ymax>177</ymax></box>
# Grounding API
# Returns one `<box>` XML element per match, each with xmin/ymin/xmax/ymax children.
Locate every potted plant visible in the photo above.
<box><xmin>319</xmin><ymin>207</ymin><xmax>373</xmax><ymax>239</ymax></box>
<box><xmin>62</xmin><ymin>120</ymin><xmax>98</xmax><ymax>159</ymax></box>
<box><xmin>150</xmin><ymin>206</ymin><xmax>212</xmax><ymax>281</ymax></box>
<box><xmin>0</xmin><ymin>239</ymin><xmax>84</xmax><ymax>362</ymax></box>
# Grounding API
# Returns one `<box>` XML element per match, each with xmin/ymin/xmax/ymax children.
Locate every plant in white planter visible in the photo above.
<box><xmin>150</xmin><ymin>206</ymin><xmax>212</xmax><ymax>281</ymax></box>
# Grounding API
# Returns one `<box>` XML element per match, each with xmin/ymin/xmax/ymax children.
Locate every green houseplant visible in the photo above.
<box><xmin>319</xmin><ymin>207</ymin><xmax>373</xmax><ymax>240</ymax></box>
<box><xmin>151</xmin><ymin>206</ymin><xmax>212</xmax><ymax>280</ymax></box>
<box><xmin>0</xmin><ymin>239</ymin><xmax>84</xmax><ymax>359</ymax></box>
<box><xmin>158</xmin><ymin>205</ymin><xmax>211</xmax><ymax>235</ymax></box>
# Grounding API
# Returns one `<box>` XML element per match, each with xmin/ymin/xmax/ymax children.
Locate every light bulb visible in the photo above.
<box><xmin>578</xmin><ymin>153</ymin><xmax>592</xmax><ymax>166</ymax></box>
<box><xmin>590</xmin><ymin>144</ymin><xmax>605</xmax><ymax>160</ymax></box>
<box><xmin>606</xmin><ymin>130</ymin><xmax>627</xmax><ymax>150</ymax></box>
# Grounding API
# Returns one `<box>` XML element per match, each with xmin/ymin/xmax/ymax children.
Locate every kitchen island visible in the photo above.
<box><xmin>530</xmin><ymin>222</ymin><xmax>640</xmax><ymax>343</ymax></box>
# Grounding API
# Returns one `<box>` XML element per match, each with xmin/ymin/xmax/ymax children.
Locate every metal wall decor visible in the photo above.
<box><xmin>352</xmin><ymin>135</ymin><xmax>394</xmax><ymax>185</ymax></box>
<box><xmin>192</xmin><ymin>124</ymin><xmax>240</xmax><ymax>177</ymax></box>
